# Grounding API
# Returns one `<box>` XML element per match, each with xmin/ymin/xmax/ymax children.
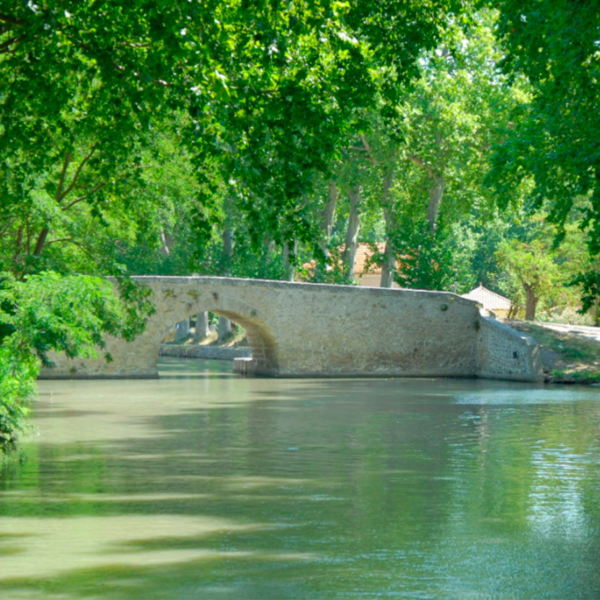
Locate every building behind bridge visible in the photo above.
<box><xmin>461</xmin><ymin>283</ymin><xmax>512</xmax><ymax>318</ymax></box>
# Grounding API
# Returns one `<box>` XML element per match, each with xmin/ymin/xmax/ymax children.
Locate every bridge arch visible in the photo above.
<box><xmin>158</xmin><ymin>293</ymin><xmax>280</xmax><ymax>376</ymax></box>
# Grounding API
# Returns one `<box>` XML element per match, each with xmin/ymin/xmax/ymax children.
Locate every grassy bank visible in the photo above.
<box><xmin>504</xmin><ymin>320</ymin><xmax>600</xmax><ymax>385</ymax></box>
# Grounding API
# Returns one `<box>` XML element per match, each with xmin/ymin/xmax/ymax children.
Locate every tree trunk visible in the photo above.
<box><xmin>593</xmin><ymin>297</ymin><xmax>599</xmax><ymax>327</ymax></box>
<box><xmin>282</xmin><ymin>239</ymin><xmax>299</xmax><ymax>282</ymax></box>
<box><xmin>318</xmin><ymin>180</ymin><xmax>338</xmax><ymax>261</ymax></box>
<box><xmin>380</xmin><ymin>172</ymin><xmax>396</xmax><ymax>288</ymax></box>
<box><xmin>218</xmin><ymin>197</ymin><xmax>235</xmax><ymax>340</ymax></box>
<box><xmin>525</xmin><ymin>285</ymin><xmax>538</xmax><ymax>321</ymax></box>
<box><xmin>33</xmin><ymin>227</ymin><xmax>49</xmax><ymax>256</ymax></box>
<box><xmin>193</xmin><ymin>312</ymin><xmax>210</xmax><ymax>342</ymax></box>
<box><xmin>12</xmin><ymin>228</ymin><xmax>23</xmax><ymax>269</ymax></box>
<box><xmin>159</xmin><ymin>229</ymin><xmax>170</xmax><ymax>256</ymax></box>
<box><xmin>426</xmin><ymin>175</ymin><xmax>445</xmax><ymax>235</ymax></box>
<box><xmin>380</xmin><ymin>239</ymin><xmax>395</xmax><ymax>288</ymax></box>
<box><xmin>221</xmin><ymin>227</ymin><xmax>234</xmax><ymax>276</ymax></box>
<box><xmin>343</xmin><ymin>185</ymin><xmax>362</xmax><ymax>283</ymax></box>
<box><xmin>175</xmin><ymin>318</ymin><xmax>190</xmax><ymax>341</ymax></box>
<box><xmin>265</xmin><ymin>238</ymin><xmax>276</xmax><ymax>257</ymax></box>
<box><xmin>218</xmin><ymin>315</ymin><xmax>232</xmax><ymax>341</ymax></box>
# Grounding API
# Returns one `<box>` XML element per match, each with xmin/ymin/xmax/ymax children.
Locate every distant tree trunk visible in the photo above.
<box><xmin>33</xmin><ymin>227</ymin><xmax>50</xmax><ymax>257</ymax></box>
<box><xmin>282</xmin><ymin>240</ymin><xmax>299</xmax><ymax>282</ymax></box>
<box><xmin>265</xmin><ymin>238</ymin><xmax>276</xmax><ymax>257</ymax></box>
<box><xmin>380</xmin><ymin>238</ymin><xmax>395</xmax><ymax>288</ymax></box>
<box><xmin>318</xmin><ymin>180</ymin><xmax>338</xmax><ymax>262</ymax></box>
<box><xmin>524</xmin><ymin>284</ymin><xmax>538</xmax><ymax>321</ymax></box>
<box><xmin>218</xmin><ymin>315</ymin><xmax>232</xmax><ymax>341</ymax></box>
<box><xmin>219</xmin><ymin>197</ymin><xmax>235</xmax><ymax>341</ymax></box>
<box><xmin>426</xmin><ymin>175</ymin><xmax>445</xmax><ymax>235</ymax></box>
<box><xmin>193</xmin><ymin>312</ymin><xmax>210</xmax><ymax>342</ymax></box>
<box><xmin>343</xmin><ymin>185</ymin><xmax>362</xmax><ymax>283</ymax></box>
<box><xmin>175</xmin><ymin>318</ymin><xmax>190</xmax><ymax>341</ymax></box>
<box><xmin>159</xmin><ymin>229</ymin><xmax>170</xmax><ymax>256</ymax></box>
<box><xmin>221</xmin><ymin>228</ymin><xmax>234</xmax><ymax>276</ymax></box>
<box><xmin>592</xmin><ymin>297</ymin><xmax>599</xmax><ymax>327</ymax></box>
<box><xmin>380</xmin><ymin>171</ymin><xmax>396</xmax><ymax>288</ymax></box>
<box><xmin>405</xmin><ymin>155</ymin><xmax>444</xmax><ymax>236</ymax></box>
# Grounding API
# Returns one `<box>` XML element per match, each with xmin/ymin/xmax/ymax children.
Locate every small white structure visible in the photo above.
<box><xmin>462</xmin><ymin>284</ymin><xmax>512</xmax><ymax>317</ymax></box>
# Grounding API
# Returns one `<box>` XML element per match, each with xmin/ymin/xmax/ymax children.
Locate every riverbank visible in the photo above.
<box><xmin>159</xmin><ymin>344</ymin><xmax>250</xmax><ymax>360</ymax></box>
<box><xmin>503</xmin><ymin>320</ymin><xmax>600</xmax><ymax>384</ymax></box>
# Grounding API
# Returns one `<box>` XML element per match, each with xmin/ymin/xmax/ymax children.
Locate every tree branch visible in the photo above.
<box><xmin>51</xmin><ymin>237</ymin><xmax>97</xmax><ymax>261</ymax></box>
<box><xmin>61</xmin><ymin>182</ymin><xmax>107</xmax><ymax>211</ymax></box>
<box><xmin>0</xmin><ymin>35</ymin><xmax>21</xmax><ymax>54</ymax></box>
<box><xmin>55</xmin><ymin>151</ymin><xmax>72</xmax><ymax>202</ymax></box>
<box><xmin>32</xmin><ymin>227</ymin><xmax>49</xmax><ymax>256</ymax></box>
<box><xmin>58</xmin><ymin>146</ymin><xmax>96</xmax><ymax>202</ymax></box>
<box><xmin>61</xmin><ymin>163</ymin><xmax>152</xmax><ymax>212</ymax></box>
<box><xmin>0</xmin><ymin>14</ymin><xmax>21</xmax><ymax>25</ymax></box>
<box><xmin>44</xmin><ymin>237</ymin><xmax>74</xmax><ymax>247</ymax></box>
<box><xmin>405</xmin><ymin>154</ymin><xmax>435</xmax><ymax>178</ymax></box>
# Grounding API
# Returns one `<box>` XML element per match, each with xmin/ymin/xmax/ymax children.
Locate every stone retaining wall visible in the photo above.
<box><xmin>159</xmin><ymin>344</ymin><xmax>251</xmax><ymax>360</ymax></box>
<box><xmin>477</xmin><ymin>317</ymin><xmax>543</xmax><ymax>382</ymax></box>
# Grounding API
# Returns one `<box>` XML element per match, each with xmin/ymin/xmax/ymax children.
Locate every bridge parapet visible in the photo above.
<box><xmin>39</xmin><ymin>276</ymin><xmax>543</xmax><ymax>382</ymax></box>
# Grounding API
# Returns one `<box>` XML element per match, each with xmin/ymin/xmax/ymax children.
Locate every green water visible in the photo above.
<box><xmin>2</xmin><ymin>358</ymin><xmax>600</xmax><ymax>599</ymax></box>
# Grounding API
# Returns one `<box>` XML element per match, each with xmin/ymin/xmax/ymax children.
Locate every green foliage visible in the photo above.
<box><xmin>378</xmin><ymin>9</ymin><xmax>523</xmax><ymax>230</ymax></box>
<box><xmin>390</xmin><ymin>218</ymin><xmax>454</xmax><ymax>290</ymax></box>
<box><xmin>0</xmin><ymin>272</ymin><xmax>154</xmax><ymax>456</ymax></box>
<box><xmin>494</xmin><ymin>216</ymin><xmax>590</xmax><ymax>320</ymax></box>
<box><xmin>0</xmin><ymin>0</ymin><xmax>472</xmax><ymax>280</ymax></box>
<box><xmin>187</xmin><ymin>0</ymin><xmax>470</xmax><ymax>248</ymax></box>
<box><xmin>493</xmin><ymin>0</ymin><xmax>600</xmax><ymax>302</ymax></box>
<box><xmin>0</xmin><ymin>347</ymin><xmax>37</xmax><ymax>456</ymax></box>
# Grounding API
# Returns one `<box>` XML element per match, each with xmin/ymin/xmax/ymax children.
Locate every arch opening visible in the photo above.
<box><xmin>158</xmin><ymin>307</ymin><xmax>279</xmax><ymax>377</ymax></box>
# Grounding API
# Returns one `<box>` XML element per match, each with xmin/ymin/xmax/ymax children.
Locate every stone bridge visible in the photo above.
<box><xmin>42</xmin><ymin>276</ymin><xmax>543</xmax><ymax>382</ymax></box>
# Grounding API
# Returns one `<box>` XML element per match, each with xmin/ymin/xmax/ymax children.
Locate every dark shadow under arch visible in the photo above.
<box><xmin>212</xmin><ymin>309</ymin><xmax>279</xmax><ymax>375</ymax></box>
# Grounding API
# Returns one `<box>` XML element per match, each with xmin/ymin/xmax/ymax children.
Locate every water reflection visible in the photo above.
<box><xmin>0</xmin><ymin>358</ymin><xmax>599</xmax><ymax>599</ymax></box>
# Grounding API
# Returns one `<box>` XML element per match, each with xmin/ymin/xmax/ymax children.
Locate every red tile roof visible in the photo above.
<box><xmin>302</xmin><ymin>243</ymin><xmax>387</xmax><ymax>275</ymax></box>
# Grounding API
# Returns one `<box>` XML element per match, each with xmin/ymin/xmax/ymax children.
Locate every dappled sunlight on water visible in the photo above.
<box><xmin>1</xmin><ymin>358</ymin><xmax>600</xmax><ymax>599</ymax></box>
<box><xmin>0</xmin><ymin>515</ymin><xmax>283</xmax><ymax>580</ymax></box>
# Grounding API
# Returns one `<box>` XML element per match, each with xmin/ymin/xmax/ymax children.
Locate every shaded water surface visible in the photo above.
<box><xmin>2</xmin><ymin>358</ymin><xmax>600</xmax><ymax>599</ymax></box>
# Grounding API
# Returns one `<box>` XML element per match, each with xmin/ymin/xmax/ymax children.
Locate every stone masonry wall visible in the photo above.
<box><xmin>39</xmin><ymin>276</ymin><xmax>543</xmax><ymax>382</ymax></box>
<box><xmin>477</xmin><ymin>317</ymin><xmax>543</xmax><ymax>382</ymax></box>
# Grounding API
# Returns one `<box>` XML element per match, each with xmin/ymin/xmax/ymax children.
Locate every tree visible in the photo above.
<box><xmin>388</xmin><ymin>11</ymin><xmax>515</xmax><ymax>230</ymax></box>
<box><xmin>1</xmin><ymin>0</ymin><xmax>473</xmax><ymax>272</ymax></box>
<box><xmin>496</xmin><ymin>239</ymin><xmax>561</xmax><ymax>320</ymax></box>
<box><xmin>343</xmin><ymin>9</ymin><xmax>525</xmax><ymax>291</ymax></box>
<box><xmin>495</xmin><ymin>216</ymin><xmax>590</xmax><ymax>321</ymax></box>
<box><xmin>187</xmin><ymin>0</ymin><xmax>471</xmax><ymax>252</ymax></box>
<box><xmin>494</xmin><ymin>0</ymin><xmax>600</xmax><ymax>310</ymax></box>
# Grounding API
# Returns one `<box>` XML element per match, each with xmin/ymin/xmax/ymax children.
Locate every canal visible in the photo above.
<box><xmin>1</xmin><ymin>358</ymin><xmax>600</xmax><ymax>599</ymax></box>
